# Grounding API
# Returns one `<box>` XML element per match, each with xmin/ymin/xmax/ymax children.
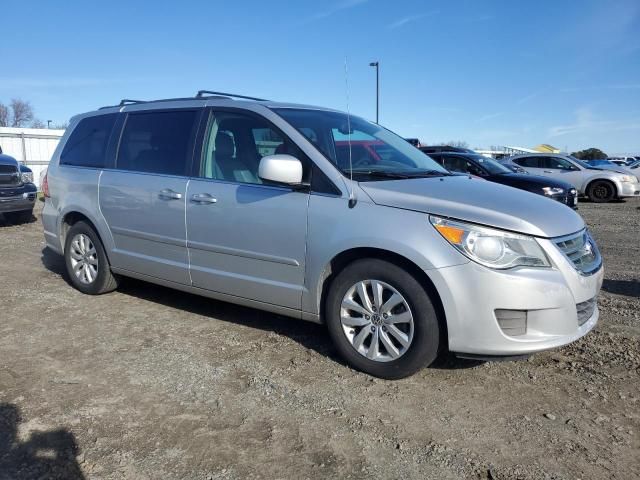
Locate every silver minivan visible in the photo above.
<box><xmin>42</xmin><ymin>93</ymin><xmax>603</xmax><ymax>378</ymax></box>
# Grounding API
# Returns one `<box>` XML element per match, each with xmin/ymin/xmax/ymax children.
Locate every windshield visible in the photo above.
<box><xmin>273</xmin><ymin>108</ymin><xmax>448</xmax><ymax>179</ymax></box>
<box><xmin>569</xmin><ymin>157</ymin><xmax>591</xmax><ymax>169</ymax></box>
<box><xmin>466</xmin><ymin>154</ymin><xmax>512</xmax><ymax>175</ymax></box>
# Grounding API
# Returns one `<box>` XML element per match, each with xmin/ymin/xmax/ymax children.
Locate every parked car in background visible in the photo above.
<box><xmin>498</xmin><ymin>159</ymin><xmax>528</xmax><ymax>174</ymax></box>
<box><xmin>43</xmin><ymin>93</ymin><xmax>602</xmax><ymax>379</ymax></box>
<box><xmin>508</xmin><ymin>153</ymin><xmax>640</xmax><ymax>203</ymax></box>
<box><xmin>427</xmin><ymin>151</ymin><xmax>578</xmax><ymax>208</ymax></box>
<box><xmin>584</xmin><ymin>159</ymin><xmax>635</xmax><ymax>174</ymax></box>
<box><xmin>419</xmin><ymin>145</ymin><xmax>476</xmax><ymax>154</ymax></box>
<box><xmin>608</xmin><ymin>156</ymin><xmax>637</xmax><ymax>166</ymax></box>
<box><xmin>0</xmin><ymin>153</ymin><xmax>37</xmax><ymax>224</ymax></box>
<box><xmin>608</xmin><ymin>159</ymin><xmax>632</xmax><ymax>168</ymax></box>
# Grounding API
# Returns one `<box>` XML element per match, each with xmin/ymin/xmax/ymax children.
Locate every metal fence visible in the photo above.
<box><xmin>0</xmin><ymin>127</ymin><xmax>65</xmax><ymax>188</ymax></box>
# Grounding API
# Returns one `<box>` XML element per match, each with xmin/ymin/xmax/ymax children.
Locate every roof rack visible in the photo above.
<box><xmin>99</xmin><ymin>91</ymin><xmax>268</xmax><ymax>111</ymax></box>
<box><xmin>99</xmin><ymin>99</ymin><xmax>147</xmax><ymax>110</ymax></box>
<box><xmin>195</xmin><ymin>90</ymin><xmax>268</xmax><ymax>101</ymax></box>
<box><xmin>119</xmin><ymin>99</ymin><xmax>146</xmax><ymax>106</ymax></box>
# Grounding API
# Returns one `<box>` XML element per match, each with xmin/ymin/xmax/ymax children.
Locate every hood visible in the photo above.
<box><xmin>588</xmin><ymin>164</ymin><xmax>632</xmax><ymax>175</ymax></box>
<box><xmin>0</xmin><ymin>154</ymin><xmax>19</xmax><ymax>167</ymax></box>
<box><xmin>359</xmin><ymin>176</ymin><xmax>584</xmax><ymax>238</ymax></box>
<box><xmin>491</xmin><ymin>173</ymin><xmax>574</xmax><ymax>191</ymax></box>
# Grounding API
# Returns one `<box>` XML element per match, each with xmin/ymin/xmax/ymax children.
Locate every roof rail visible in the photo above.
<box><xmin>119</xmin><ymin>99</ymin><xmax>146</xmax><ymax>106</ymax></box>
<box><xmin>98</xmin><ymin>99</ymin><xmax>147</xmax><ymax>110</ymax></box>
<box><xmin>195</xmin><ymin>90</ymin><xmax>268</xmax><ymax>101</ymax></box>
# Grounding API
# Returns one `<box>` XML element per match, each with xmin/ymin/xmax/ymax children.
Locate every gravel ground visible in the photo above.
<box><xmin>0</xmin><ymin>198</ymin><xmax>638</xmax><ymax>480</ymax></box>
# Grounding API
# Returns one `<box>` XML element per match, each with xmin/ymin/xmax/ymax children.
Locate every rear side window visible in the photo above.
<box><xmin>514</xmin><ymin>156</ymin><xmax>540</xmax><ymax>168</ymax></box>
<box><xmin>543</xmin><ymin>156</ymin><xmax>574</xmax><ymax>170</ymax></box>
<box><xmin>117</xmin><ymin>110</ymin><xmax>199</xmax><ymax>176</ymax></box>
<box><xmin>60</xmin><ymin>114</ymin><xmax>117</xmax><ymax>168</ymax></box>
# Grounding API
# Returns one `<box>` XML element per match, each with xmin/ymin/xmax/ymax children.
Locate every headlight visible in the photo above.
<box><xmin>21</xmin><ymin>171</ymin><xmax>34</xmax><ymax>183</ymax></box>
<box><xmin>542</xmin><ymin>187</ymin><xmax>564</xmax><ymax>195</ymax></box>
<box><xmin>430</xmin><ymin>216</ymin><xmax>551</xmax><ymax>269</ymax></box>
<box><xmin>620</xmin><ymin>175</ymin><xmax>637</xmax><ymax>183</ymax></box>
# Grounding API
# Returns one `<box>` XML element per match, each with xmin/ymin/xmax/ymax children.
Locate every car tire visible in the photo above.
<box><xmin>64</xmin><ymin>221</ymin><xmax>119</xmax><ymax>295</ymax></box>
<box><xmin>4</xmin><ymin>210</ymin><xmax>33</xmax><ymax>224</ymax></box>
<box><xmin>325</xmin><ymin>258</ymin><xmax>441</xmax><ymax>379</ymax></box>
<box><xmin>587</xmin><ymin>180</ymin><xmax>615</xmax><ymax>203</ymax></box>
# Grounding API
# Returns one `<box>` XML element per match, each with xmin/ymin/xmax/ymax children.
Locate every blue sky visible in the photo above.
<box><xmin>1</xmin><ymin>0</ymin><xmax>639</xmax><ymax>154</ymax></box>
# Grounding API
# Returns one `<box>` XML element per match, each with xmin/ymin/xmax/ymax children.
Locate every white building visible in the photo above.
<box><xmin>0</xmin><ymin>127</ymin><xmax>65</xmax><ymax>188</ymax></box>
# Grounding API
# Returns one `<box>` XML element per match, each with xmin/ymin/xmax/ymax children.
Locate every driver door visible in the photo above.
<box><xmin>540</xmin><ymin>156</ymin><xmax>582</xmax><ymax>188</ymax></box>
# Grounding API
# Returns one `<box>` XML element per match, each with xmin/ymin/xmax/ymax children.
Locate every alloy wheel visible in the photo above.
<box><xmin>340</xmin><ymin>279</ymin><xmax>414</xmax><ymax>362</ymax></box>
<box><xmin>69</xmin><ymin>233</ymin><xmax>99</xmax><ymax>284</ymax></box>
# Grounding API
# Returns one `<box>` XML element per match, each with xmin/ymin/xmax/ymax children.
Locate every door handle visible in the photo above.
<box><xmin>543</xmin><ymin>170</ymin><xmax>553</xmax><ymax>173</ymax></box>
<box><xmin>190</xmin><ymin>193</ymin><xmax>217</xmax><ymax>204</ymax></box>
<box><xmin>158</xmin><ymin>189</ymin><xmax>183</xmax><ymax>200</ymax></box>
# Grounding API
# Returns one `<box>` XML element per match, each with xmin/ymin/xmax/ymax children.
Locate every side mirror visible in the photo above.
<box><xmin>258</xmin><ymin>154</ymin><xmax>304</xmax><ymax>186</ymax></box>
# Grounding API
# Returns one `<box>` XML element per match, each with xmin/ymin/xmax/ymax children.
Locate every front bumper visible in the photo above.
<box><xmin>429</xmin><ymin>239</ymin><xmax>603</xmax><ymax>356</ymax></box>
<box><xmin>0</xmin><ymin>185</ymin><xmax>37</xmax><ymax>213</ymax></box>
<box><xmin>618</xmin><ymin>181</ymin><xmax>640</xmax><ymax>198</ymax></box>
<box><xmin>548</xmin><ymin>191</ymin><xmax>578</xmax><ymax>209</ymax></box>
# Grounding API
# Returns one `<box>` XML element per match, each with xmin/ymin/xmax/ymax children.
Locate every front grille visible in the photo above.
<box><xmin>553</xmin><ymin>229</ymin><xmax>601</xmax><ymax>275</ymax></box>
<box><xmin>576</xmin><ymin>297</ymin><xmax>597</xmax><ymax>326</ymax></box>
<box><xmin>0</xmin><ymin>165</ymin><xmax>21</xmax><ymax>187</ymax></box>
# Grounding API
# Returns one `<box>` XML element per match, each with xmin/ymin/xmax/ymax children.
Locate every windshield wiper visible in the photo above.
<box><xmin>349</xmin><ymin>169</ymin><xmax>449</xmax><ymax>180</ymax></box>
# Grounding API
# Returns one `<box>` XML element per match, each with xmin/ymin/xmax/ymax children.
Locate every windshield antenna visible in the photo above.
<box><xmin>344</xmin><ymin>57</ymin><xmax>357</xmax><ymax>208</ymax></box>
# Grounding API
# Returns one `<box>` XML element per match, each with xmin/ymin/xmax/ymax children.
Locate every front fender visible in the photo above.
<box><xmin>302</xmin><ymin>193</ymin><xmax>468</xmax><ymax>316</ymax></box>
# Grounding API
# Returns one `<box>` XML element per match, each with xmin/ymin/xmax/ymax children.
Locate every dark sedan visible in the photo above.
<box><xmin>423</xmin><ymin>150</ymin><xmax>578</xmax><ymax>209</ymax></box>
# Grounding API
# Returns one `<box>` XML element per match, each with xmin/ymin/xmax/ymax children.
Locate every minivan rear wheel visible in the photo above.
<box><xmin>326</xmin><ymin>259</ymin><xmax>440</xmax><ymax>379</ymax></box>
<box><xmin>64</xmin><ymin>221</ymin><xmax>119</xmax><ymax>295</ymax></box>
<box><xmin>587</xmin><ymin>180</ymin><xmax>615</xmax><ymax>203</ymax></box>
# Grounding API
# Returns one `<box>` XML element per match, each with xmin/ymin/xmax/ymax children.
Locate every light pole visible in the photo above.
<box><xmin>369</xmin><ymin>61</ymin><xmax>379</xmax><ymax>123</ymax></box>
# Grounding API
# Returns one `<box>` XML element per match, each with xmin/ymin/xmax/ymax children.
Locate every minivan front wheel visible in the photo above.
<box><xmin>326</xmin><ymin>259</ymin><xmax>441</xmax><ymax>379</ymax></box>
<box><xmin>64</xmin><ymin>221</ymin><xmax>119</xmax><ymax>295</ymax></box>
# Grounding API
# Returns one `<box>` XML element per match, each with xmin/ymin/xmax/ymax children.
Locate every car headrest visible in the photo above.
<box><xmin>215</xmin><ymin>133</ymin><xmax>235</xmax><ymax>157</ymax></box>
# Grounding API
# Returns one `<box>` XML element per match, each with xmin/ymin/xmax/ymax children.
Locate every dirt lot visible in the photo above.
<box><xmin>1</xmin><ymin>198</ymin><xmax>638</xmax><ymax>480</ymax></box>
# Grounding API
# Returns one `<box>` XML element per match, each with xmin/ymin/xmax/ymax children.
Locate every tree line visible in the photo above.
<box><xmin>0</xmin><ymin>99</ymin><xmax>67</xmax><ymax>129</ymax></box>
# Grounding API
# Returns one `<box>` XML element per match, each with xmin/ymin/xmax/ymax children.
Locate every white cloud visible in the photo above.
<box><xmin>476</xmin><ymin>112</ymin><xmax>504</xmax><ymax>123</ymax></box>
<box><xmin>515</xmin><ymin>92</ymin><xmax>539</xmax><ymax>105</ymax></box>
<box><xmin>549</xmin><ymin>107</ymin><xmax>640</xmax><ymax>137</ymax></box>
<box><xmin>312</xmin><ymin>0</ymin><xmax>370</xmax><ymax>20</ymax></box>
<box><xmin>387</xmin><ymin>11</ymin><xmax>438</xmax><ymax>29</ymax></box>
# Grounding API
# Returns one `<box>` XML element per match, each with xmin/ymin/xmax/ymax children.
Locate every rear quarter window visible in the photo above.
<box><xmin>514</xmin><ymin>157</ymin><xmax>540</xmax><ymax>168</ymax></box>
<box><xmin>60</xmin><ymin>114</ymin><xmax>118</xmax><ymax>168</ymax></box>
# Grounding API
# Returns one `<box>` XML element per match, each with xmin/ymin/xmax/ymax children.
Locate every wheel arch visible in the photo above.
<box><xmin>318</xmin><ymin>247</ymin><xmax>448</xmax><ymax>347</ymax></box>
<box><xmin>60</xmin><ymin>209</ymin><xmax>111</xmax><ymax>261</ymax></box>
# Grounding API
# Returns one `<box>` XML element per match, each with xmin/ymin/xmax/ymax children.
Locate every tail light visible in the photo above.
<box><xmin>42</xmin><ymin>172</ymin><xmax>50</xmax><ymax>198</ymax></box>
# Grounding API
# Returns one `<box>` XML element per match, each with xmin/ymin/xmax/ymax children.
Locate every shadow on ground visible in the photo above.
<box><xmin>0</xmin><ymin>213</ymin><xmax>37</xmax><ymax>228</ymax></box>
<box><xmin>41</xmin><ymin>247</ymin><xmax>483</xmax><ymax>372</ymax></box>
<box><xmin>0</xmin><ymin>403</ymin><xmax>85</xmax><ymax>480</ymax></box>
<box><xmin>602</xmin><ymin>278</ymin><xmax>640</xmax><ymax>298</ymax></box>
